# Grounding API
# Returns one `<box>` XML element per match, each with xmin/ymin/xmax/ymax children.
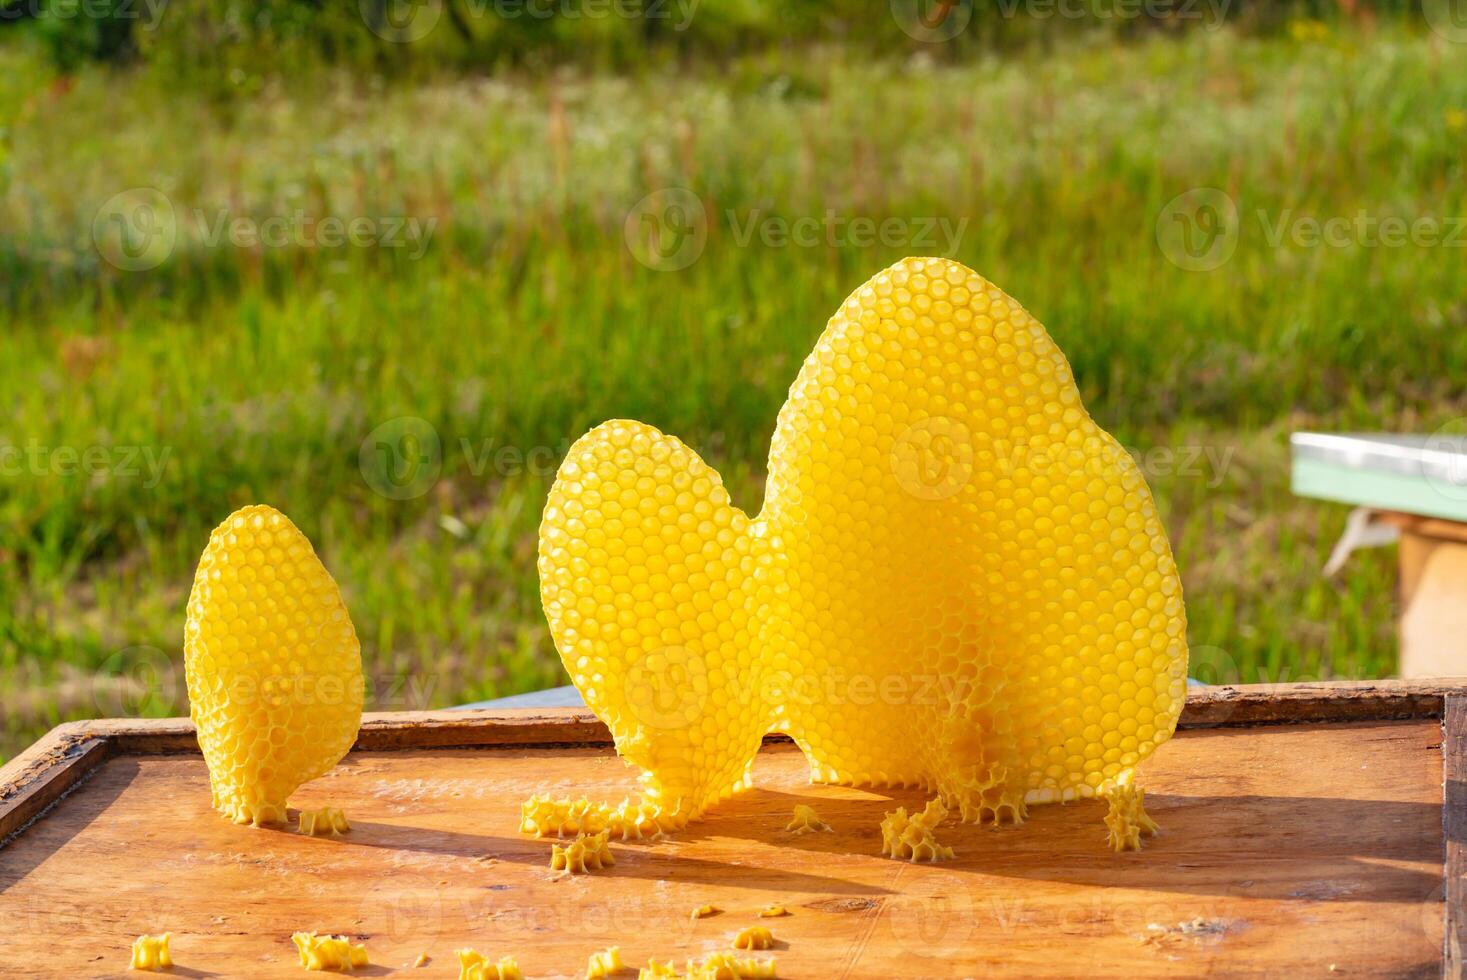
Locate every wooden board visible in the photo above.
<box><xmin>0</xmin><ymin>682</ymin><xmax>1460</xmax><ymax>978</ymax></box>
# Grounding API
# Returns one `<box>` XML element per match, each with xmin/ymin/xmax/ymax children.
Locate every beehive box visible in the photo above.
<box><xmin>1</xmin><ymin>680</ymin><xmax>1462</xmax><ymax>978</ymax></box>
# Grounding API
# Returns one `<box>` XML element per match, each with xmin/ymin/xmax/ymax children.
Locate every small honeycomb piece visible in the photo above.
<box><xmin>694</xmin><ymin>953</ymin><xmax>777</xmax><ymax>979</ymax></box>
<box><xmin>732</xmin><ymin>926</ymin><xmax>775</xmax><ymax>951</ymax></box>
<box><xmin>690</xmin><ymin>904</ymin><xmax>722</xmax><ymax>919</ymax></box>
<box><xmin>292</xmin><ymin>932</ymin><xmax>368</xmax><ymax>972</ymax></box>
<box><xmin>640</xmin><ymin>955</ymin><xmax>776</xmax><ymax>980</ymax></box>
<box><xmin>757</xmin><ymin>906</ymin><xmax>789</xmax><ymax>918</ymax></box>
<box><xmin>880</xmin><ymin>799</ymin><xmax>955</xmax><ymax>863</ymax></box>
<box><xmin>129</xmin><ymin>933</ymin><xmax>172</xmax><ymax>971</ymax></box>
<box><xmin>457</xmin><ymin>950</ymin><xmax>523</xmax><ymax>980</ymax></box>
<box><xmin>298</xmin><ymin>807</ymin><xmax>351</xmax><ymax>836</ymax></box>
<box><xmin>538</xmin><ymin>257</ymin><xmax>1188</xmax><ymax>833</ymax></box>
<box><xmin>586</xmin><ymin>946</ymin><xmax>625</xmax><ymax>978</ymax></box>
<box><xmin>784</xmin><ymin>805</ymin><xmax>829</xmax><ymax>834</ymax></box>
<box><xmin>521</xmin><ymin>794</ymin><xmax>678</xmax><ymax>840</ymax></box>
<box><xmin>1104</xmin><ymin>783</ymin><xmax>1160</xmax><ymax>852</ymax></box>
<box><xmin>185</xmin><ymin>505</ymin><xmax>364</xmax><ymax>826</ymax></box>
<box><xmin>551</xmin><ymin>829</ymin><xmax>616</xmax><ymax>874</ymax></box>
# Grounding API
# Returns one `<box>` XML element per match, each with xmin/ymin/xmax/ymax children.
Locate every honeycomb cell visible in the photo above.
<box><xmin>538</xmin><ymin>257</ymin><xmax>1188</xmax><ymax>832</ymax></box>
<box><xmin>185</xmin><ymin>505</ymin><xmax>363</xmax><ymax>827</ymax></box>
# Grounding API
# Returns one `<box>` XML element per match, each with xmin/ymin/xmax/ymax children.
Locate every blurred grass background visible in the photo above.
<box><xmin>1</xmin><ymin>1</ymin><xmax>1464</xmax><ymax>760</ymax></box>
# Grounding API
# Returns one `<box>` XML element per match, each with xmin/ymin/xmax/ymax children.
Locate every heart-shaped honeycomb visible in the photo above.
<box><xmin>538</xmin><ymin>257</ymin><xmax>1188</xmax><ymax>827</ymax></box>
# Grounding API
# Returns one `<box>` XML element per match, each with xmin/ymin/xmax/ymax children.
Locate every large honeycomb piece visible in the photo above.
<box><xmin>185</xmin><ymin>505</ymin><xmax>364</xmax><ymax>826</ymax></box>
<box><xmin>538</xmin><ymin>257</ymin><xmax>1188</xmax><ymax>828</ymax></box>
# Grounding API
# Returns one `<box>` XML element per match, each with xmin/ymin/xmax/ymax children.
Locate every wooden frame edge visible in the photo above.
<box><xmin>1443</xmin><ymin>696</ymin><xmax>1466</xmax><ymax>980</ymax></box>
<box><xmin>5</xmin><ymin>678</ymin><xmax>1466</xmax><ymax>855</ymax></box>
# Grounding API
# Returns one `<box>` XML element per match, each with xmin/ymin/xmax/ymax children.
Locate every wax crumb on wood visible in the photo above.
<box><xmin>292</xmin><ymin>932</ymin><xmax>369</xmax><ymax>972</ymax></box>
<box><xmin>879</xmin><ymin>799</ymin><xmax>954</xmax><ymax>862</ymax></box>
<box><xmin>640</xmin><ymin>952</ymin><xmax>777</xmax><ymax>978</ymax></box>
<box><xmin>457</xmin><ymin>949</ymin><xmax>523</xmax><ymax>980</ymax></box>
<box><xmin>758</xmin><ymin>905</ymin><xmax>790</xmax><ymax>918</ymax></box>
<box><xmin>784</xmin><ymin>805</ymin><xmax>830</xmax><ymax>834</ymax></box>
<box><xmin>586</xmin><ymin>946</ymin><xmax>624</xmax><ymax>978</ymax></box>
<box><xmin>732</xmin><ymin>926</ymin><xmax>776</xmax><ymax>950</ymax></box>
<box><xmin>414</xmin><ymin>953</ymin><xmax>430</xmax><ymax>967</ymax></box>
<box><xmin>691</xmin><ymin>904</ymin><xmax>723</xmax><ymax>919</ymax></box>
<box><xmin>550</xmin><ymin>829</ymin><xmax>616</xmax><ymax>874</ymax></box>
<box><xmin>521</xmin><ymin>794</ymin><xmax>678</xmax><ymax>840</ymax></box>
<box><xmin>297</xmin><ymin>807</ymin><xmax>351</xmax><ymax>837</ymax></box>
<box><xmin>129</xmin><ymin>933</ymin><xmax>172</xmax><ymax>971</ymax></box>
<box><xmin>1141</xmin><ymin>917</ymin><xmax>1234</xmax><ymax>948</ymax></box>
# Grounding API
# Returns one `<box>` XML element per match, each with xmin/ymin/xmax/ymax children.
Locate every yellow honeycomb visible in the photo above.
<box><xmin>457</xmin><ymin>950</ymin><xmax>523</xmax><ymax>980</ymax></box>
<box><xmin>297</xmin><ymin>807</ymin><xmax>350</xmax><ymax>837</ymax></box>
<box><xmin>586</xmin><ymin>946</ymin><xmax>625</xmax><ymax>978</ymax></box>
<box><xmin>732</xmin><ymin>926</ymin><xmax>775</xmax><ymax>951</ymax></box>
<box><xmin>185</xmin><ymin>505</ymin><xmax>363</xmax><ymax>826</ymax></box>
<box><xmin>550</xmin><ymin>829</ymin><xmax>616</xmax><ymax>873</ymax></box>
<box><xmin>784</xmin><ymin>804</ymin><xmax>828</xmax><ymax>834</ymax></box>
<box><xmin>538</xmin><ymin>257</ymin><xmax>1188</xmax><ymax>833</ymax></box>
<box><xmin>292</xmin><ymin>932</ymin><xmax>368</xmax><ymax>972</ymax></box>
<box><xmin>1104</xmin><ymin>783</ymin><xmax>1160</xmax><ymax>851</ymax></box>
<box><xmin>757</xmin><ymin>906</ymin><xmax>790</xmax><ymax>918</ymax></box>
<box><xmin>129</xmin><ymin>933</ymin><xmax>172</xmax><ymax>971</ymax></box>
<box><xmin>879</xmin><ymin>799</ymin><xmax>954</xmax><ymax>863</ymax></box>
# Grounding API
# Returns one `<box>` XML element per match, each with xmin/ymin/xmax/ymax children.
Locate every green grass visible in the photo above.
<box><xmin>2</xmin><ymin>21</ymin><xmax>1465</xmax><ymax>761</ymax></box>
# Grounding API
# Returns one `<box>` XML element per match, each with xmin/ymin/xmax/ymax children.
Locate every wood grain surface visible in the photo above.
<box><xmin>0</xmin><ymin>718</ymin><xmax>1445</xmax><ymax>978</ymax></box>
